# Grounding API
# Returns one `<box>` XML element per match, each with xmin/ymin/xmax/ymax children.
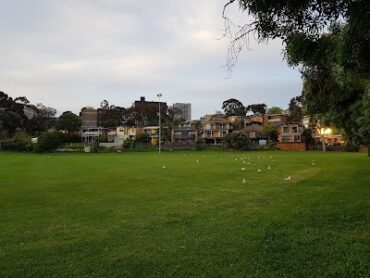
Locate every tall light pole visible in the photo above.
<box><xmin>157</xmin><ymin>93</ymin><xmax>162</xmax><ymax>154</ymax></box>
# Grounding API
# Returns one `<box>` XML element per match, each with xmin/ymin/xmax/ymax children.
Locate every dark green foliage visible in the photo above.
<box><xmin>233</xmin><ymin>0</ymin><xmax>364</xmax><ymax>44</ymax></box>
<box><xmin>0</xmin><ymin>91</ymin><xmax>28</xmax><ymax>136</ymax></box>
<box><xmin>262</xmin><ymin>122</ymin><xmax>279</xmax><ymax>143</ymax></box>
<box><xmin>25</xmin><ymin>103</ymin><xmax>57</xmax><ymax>135</ymax></box>
<box><xmin>195</xmin><ymin>139</ymin><xmax>206</xmax><ymax>150</ymax></box>
<box><xmin>232</xmin><ymin>119</ymin><xmax>244</xmax><ymax>131</ymax></box>
<box><xmin>222</xmin><ymin>98</ymin><xmax>246</xmax><ymax>116</ymax></box>
<box><xmin>246</xmin><ymin>103</ymin><xmax>267</xmax><ymax>115</ymax></box>
<box><xmin>123</xmin><ymin>138</ymin><xmax>136</xmax><ymax>149</ymax></box>
<box><xmin>225</xmin><ymin>0</ymin><xmax>370</xmax><ymax>151</ymax></box>
<box><xmin>35</xmin><ymin>131</ymin><xmax>65</xmax><ymax>152</ymax></box>
<box><xmin>302</xmin><ymin>128</ymin><xmax>313</xmax><ymax>150</ymax></box>
<box><xmin>287</xmin><ymin>96</ymin><xmax>303</xmax><ymax>123</ymax></box>
<box><xmin>223</xmin><ymin>132</ymin><xmax>250</xmax><ymax>150</ymax></box>
<box><xmin>267</xmin><ymin>106</ymin><xmax>284</xmax><ymax>114</ymax></box>
<box><xmin>0</xmin><ymin>133</ymin><xmax>33</xmax><ymax>152</ymax></box>
<box><xmin>136</xmin><ymin>132</ymin><xmax>150</xmax><ymax>144</ymax></box>
<box><xmin>56</xmin><ymin>111</ymin><xmax>81</xmax><ymax>132</ymax></box>
<box><xmin>99</xmin><ymin>106</ymin><xmax>126</xmax><ymax>128</ymax></box>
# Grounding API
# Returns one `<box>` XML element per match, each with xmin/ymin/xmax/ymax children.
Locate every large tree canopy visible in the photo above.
<box><xmin>222</xmin><ymin>98</ymin><xmax>246</xmax><ymax>116</ymax></box>
<box><xmin>0</xmin><ymin>91</ymin><xmax>28</xmax><ymax>137</ymax></box>
<box><xmin>246</xmin><ymin>103</ymin><xmax>267</xmax><ymax>115</ymax></box>
<box><xmin>56</xmin><ymin>111</ymin><xmax>81</xmax><ymax>133</ymax></box>
<box><xmin>224</xmin><ymin>0</ymin><xmax>370</xmax><ymax>153</ymax></box>
<box><xmin>25</xmin><ymin>103</ymin><xmax>57</xmax><ymax>135</ymax></box>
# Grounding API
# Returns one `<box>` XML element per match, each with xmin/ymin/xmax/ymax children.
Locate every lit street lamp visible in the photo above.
<box><xmin>318</xmin><ymin>127</ymin><xmax>332</xmax><ymax>152</ymax></box>
<box><xmin>157</xmin><ymin>93</ymin><xmax>162</xmax><ymax>154</ymax></box>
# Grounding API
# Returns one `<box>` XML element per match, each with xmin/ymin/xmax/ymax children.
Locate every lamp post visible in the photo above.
<box><xmin>157</xmin><ymin>93</ymin><xmax>162</xmax><ymax>154</ymax></box>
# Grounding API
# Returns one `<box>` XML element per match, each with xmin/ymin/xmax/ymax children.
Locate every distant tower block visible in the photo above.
<box><xmin>173</xmin><ymin>103</ymin><xmax>191</xmax><ymax>121</ymax></box>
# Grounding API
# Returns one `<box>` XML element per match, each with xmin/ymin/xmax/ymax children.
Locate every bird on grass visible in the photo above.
<box><xmin>283</xmin><ymin>176</ymin><xmax>291</xmax><ymax>181</ymax></box>
<box><xmin>162</xmin><ymin>165</ymin><xmax>167</xmax><ymax>169</ymax></box>
<box><xmin>196</xmin><ymin>160</ymin><xmax>199</xmax><ymax>163</ymax></box>
<box><xmin>267</xmin><ymin>166</ymin><xmax>271</xmax><ymax>170</ymax></box>
<box><xmin>258</xmin><ymin>169</ymin><xmax>262</xmax><ymax>173</ymax></box>
<box><xmin>241</xmin><ymin>167</ymin><xmax>246</xmax><ymax>171</ymax></box>
<box><xmin>242</xmin><ymin>178</ymin><xmax>247</xmax><ymax>184</ymax></box>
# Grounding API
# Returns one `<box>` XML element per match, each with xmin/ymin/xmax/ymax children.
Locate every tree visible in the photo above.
<box><xmin>136</xmin><ymin>132</ymin><xmax>150</xmax><ymax>144</ymax></box>
<box><xmin>287</xmin><ymin>96</ymin><xmax>303</xmax><ymax>123</ymax></box>
<box><xmin>267</xmin><ymin>106</ymin><xmax>283</xmax><ymax>114</ymax></box>
<box><xmin>222</xmin><ymin>98</ymin><xmax>246</xmax><ymax>116</ymax></box>
<box><xmin>100</xmin><ymin>100</ymin><xmax>109</xmax><ymax>109</ymax></box>
<box><xmin>99</xmin><ymin>106</ymin><xmax>126</xmax><ymax>128</ymax></box>
<box><xmin>353</xmin><ymin>89</ymin><xmax>370</xmax><ymax>156</ymax></box>
<box><xmin>262</xmin><ymin>122</ymin><xmax>278</xmax><ymax>144</ymax></box>
<box><xmin>223</xmin><ymin>0</ymin><xmax>370</xmax><ymax>154</ymax></box>
<box><xmin>246</xmin><ymin>103</ymin><xmax>267</xmax><ymax>115</ymax></box>
<box><xmin>35</xmin><ymin>131</ymin><xmax>65</xmax><ymax>152</ymax></box>
<box><xmin>193</xmin><ymin>120</ymin><xmax>202</xmax><ymax>142</ymax></box>
<box><xmin>56</xmin><ymin>111</ymin><xmax>81</xmax><ymax>133</ymax></box>
<box><xmin>164</xmin><ymin>107</ymin><xmax>182</xmax><ymax>143</ymax></box>
<box><xmin>0</xmin><ymin>91</ymin><xmax>28</xmax><ymax>137</ymax></box>
<box><xmin>25</xmin><ymin>103</ymin><xmax>57</xmax><ymax>135</ymax></box>
<box><xmin>232</xmin><ymin>119</ymin><xmax>243</xmax><ymax>131</ymax></box>
<box><xmin>302</xmin><ymin>128</ymin><xmax>313</xmax><ymax>151</ymax></box>
<box><xmin>222</xmin><ymin>132</ymin><xmax>250</xmax><ymax>150</ymax></box>
<box><xmin>223</xmin><ymin>0</ymin><xmax>369</xmax><ymax>72</ymax></box>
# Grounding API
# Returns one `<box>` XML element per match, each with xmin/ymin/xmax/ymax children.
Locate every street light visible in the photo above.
<box><xmin>157</xmin><ymin>93</ymin><xmax>162</xmax><ymax>154</ymax></box>
<box><xmin>318</xmin><ymin>127</ymin><xmax>332</xmax><ymax>152</ymax></box>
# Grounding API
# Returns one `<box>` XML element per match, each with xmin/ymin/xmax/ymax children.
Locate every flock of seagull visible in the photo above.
<box><xmin>161</xmin><ymin>153</ymin><xmax>318</xmax><ymax>185</ymax></box>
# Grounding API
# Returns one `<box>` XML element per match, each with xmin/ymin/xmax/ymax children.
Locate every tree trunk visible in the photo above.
<box><xmin>321</xmin><ymin>136</ymin><xmax>326</xmax><ymax>152</ymax></box>
<box><xmin>368</xmin><ymin>145</ymin><xmax>370</xmax><ymax>157</ymax></box>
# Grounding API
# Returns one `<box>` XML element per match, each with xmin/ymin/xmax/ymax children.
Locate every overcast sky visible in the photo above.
<box><xmin>0</xmin><ymin>0</ymin><xmax>302</xmax><ymax>118</ymax></box>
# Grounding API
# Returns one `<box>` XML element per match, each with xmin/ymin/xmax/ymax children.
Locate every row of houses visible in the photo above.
<box><xmin>81</xmin><ymin>111</ymin><xmax>345</xmax><ymax>150</ymax></box>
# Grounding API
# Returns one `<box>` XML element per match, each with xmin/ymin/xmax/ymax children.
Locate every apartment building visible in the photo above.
<box><xmin>201</xmin><ymin>114</ymin><xmax>232</xmax><ymax>145</ymax></box>
<box><xmin>173</xmin><ymin>103</ymin><xmax>191</xmax><ymax>121</ymax></box>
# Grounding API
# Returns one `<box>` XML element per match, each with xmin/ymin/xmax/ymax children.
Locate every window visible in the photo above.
<box><xmin>282</xmin><ymin>135</ymin><xmax>291</xmax><ymax>142</ymax></box>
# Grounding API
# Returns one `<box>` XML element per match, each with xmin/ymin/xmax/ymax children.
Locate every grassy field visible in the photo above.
<box><xmin>0</xmin><ymin>151</ymin><xmax>369</xmax><ymax>277</ymax></box>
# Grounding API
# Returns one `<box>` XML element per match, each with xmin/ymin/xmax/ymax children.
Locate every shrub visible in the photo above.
<box><xmin>136</xmin><ymin>132</ymin><xmax>150</xmax><ymax>144</ymax></box>
<box><xmin>0</xmin><ymin>133</ymin><xmax>33</xmax><ymax>152</ymax></box>
<box><xmin>35</xmin><ymin>131</ymin><xmax>64</xmax><ymax>152</ymax></box>
<box><xmin>222</xmin><ymin>132</ymin><xmax>251</xmax><ymax>150</ymax></box>
<box><xmin>195</xmin><ymin>139</ymin><xmax>206</xmax><ymax>151</ymax></box>
<box><xmin>123</xmin><ymin>139</ymin><xmax>135</xmax><ymax>149</ymax></box>
<box><xmin>63</xmin><ymin>134</ymin><xmax>81</xmax><ymax>143</ymax></box>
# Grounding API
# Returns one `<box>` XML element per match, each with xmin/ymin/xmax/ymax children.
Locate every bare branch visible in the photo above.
<box><xmin>222</xmin><ymin>1</ymin><xmax>256</xmax><ymax>77</ymax></box>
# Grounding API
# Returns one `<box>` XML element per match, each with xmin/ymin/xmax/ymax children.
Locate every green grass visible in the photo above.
<box><xmin>0</xmin><ymin>151</ymin><xmax>369</xmax><ymax>277</ymax></box>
